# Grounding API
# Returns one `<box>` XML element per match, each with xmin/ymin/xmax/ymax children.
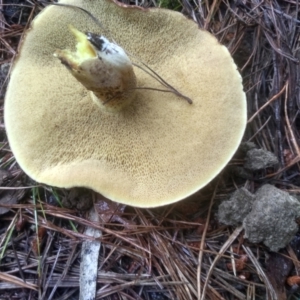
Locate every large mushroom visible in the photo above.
<box><xmin>4</xmin><ymin>0</ymin><xmax>246</xmax><ymax>207</ymax></box>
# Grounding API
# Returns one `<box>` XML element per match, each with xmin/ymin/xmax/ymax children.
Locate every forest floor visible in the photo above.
<box><xmin>0</xmin><ymin>0</ymin><xmax>300</xmax><ymax>299</ymax></box>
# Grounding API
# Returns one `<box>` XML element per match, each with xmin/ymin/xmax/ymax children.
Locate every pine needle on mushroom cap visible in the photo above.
<box><xmin>4</xmin><ymin>0</ymin><xmax>246</xmax><ymax>207</ymax></box>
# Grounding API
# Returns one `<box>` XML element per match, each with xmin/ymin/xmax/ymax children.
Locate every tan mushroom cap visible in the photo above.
<box><xmin>4</xmin><ymin>0</ymin><xmax>247</xmax><ymax>207</ymax></box>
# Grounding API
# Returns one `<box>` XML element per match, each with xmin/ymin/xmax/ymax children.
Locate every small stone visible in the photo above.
<box><xmin>244</xmin><ymin>148</ymin><xmax>279</xmax><ymax>171</ymax></box>
<box><xmin>243</xmin><ymin>184</ymin><xmax>300</xmax><ymax>252</ymax></box>
<box><xmin>239</xmin><ymin>142</ymin><xmax>257</xmax><ymax>154</ymax></box>
<box><xmin>217</xmin><ymin>188</ymin><xmax>255</xmax><ymax>226</ymax></box>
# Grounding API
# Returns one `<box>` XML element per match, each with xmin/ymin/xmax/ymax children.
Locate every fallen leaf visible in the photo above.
<box><xmin>287</xmin><ymin>276</ymin><xmax>300</xmax><ymax>286</ymax></box>
<box><xmin>31</xmin><ymin>227</ymin><xmax>47</xmax><ymax>256</ymax></box>
<box><xmin>227</xmin><ymin>255</ymin><xmax>248</xmax><ymax>271</ymax></box>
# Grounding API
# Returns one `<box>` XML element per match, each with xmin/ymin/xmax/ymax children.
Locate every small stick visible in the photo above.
<box><xmin>79</xmin><ymin>206</ymin><xmax>102</xmax><ymax>300</ymax></box>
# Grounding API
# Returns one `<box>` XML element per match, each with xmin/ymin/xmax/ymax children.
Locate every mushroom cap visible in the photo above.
<box><xmin>4</xmin><ymin>0</ymin><xmax>247</xmax><ymax>207</ymax></box>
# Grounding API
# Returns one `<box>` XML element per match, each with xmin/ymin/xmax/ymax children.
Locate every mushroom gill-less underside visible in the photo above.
<box><xmin>4</xmin><ymin>0</ymin><xmax>246</xmax><ymax>207</ymax></box>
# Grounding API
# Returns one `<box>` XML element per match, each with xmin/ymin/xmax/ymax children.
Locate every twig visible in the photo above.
<box><xmin>79</xmin><ymin>206</ymin><xmax>102</xmax><ymax>300</ymax></box>
<box><xmin>197</xmin><ymin>182</ymin><xmax>218</xmax><ymax>300</ymax></box>
<box><xmin>200</xmin><ymin>226</ymin><xmax>244</xmax><ymax>300</ymax></box>
<box><xmin>248</xmin><ymin>83</ymin><xmax>287</xmax><ymax>123</ymax></box>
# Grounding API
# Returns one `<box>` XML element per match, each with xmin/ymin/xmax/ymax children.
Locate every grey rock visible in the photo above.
<box><xmin>243</xmin><ymin>184</ymin><xmax>300</xmax><ymax>252</ymax></box>
<box><xmin>218</xmin><ymin>188</ymin><xmax>255</xmax><ymax>226</ymax></box>
<box><xmin>244</xmin><ymin>148</ymin><xmax>279</xmax><ymax>171</ymax></box>
<box><xmin>239</xmin><ymin>142</ymin><xmax>257</xmax><ymax>154</ymax></box>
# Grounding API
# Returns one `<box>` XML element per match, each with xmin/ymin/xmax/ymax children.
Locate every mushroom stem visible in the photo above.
<box><xmin>54</xmin><ymin>26</ymin><xmax>136</xmax><ymax>112</ymax></box>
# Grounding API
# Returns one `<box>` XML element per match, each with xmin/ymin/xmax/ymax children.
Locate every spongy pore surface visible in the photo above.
<box><xmin>5</xmin><ymin>0</ymin><xmax>247</xmax><ymax>207</ymax></box>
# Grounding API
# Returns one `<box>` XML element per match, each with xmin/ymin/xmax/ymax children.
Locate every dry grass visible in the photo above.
<box><xmin>0</xmin><ymin>0</ymin><xmax>300</xmax><ymax>299</ymax></box>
